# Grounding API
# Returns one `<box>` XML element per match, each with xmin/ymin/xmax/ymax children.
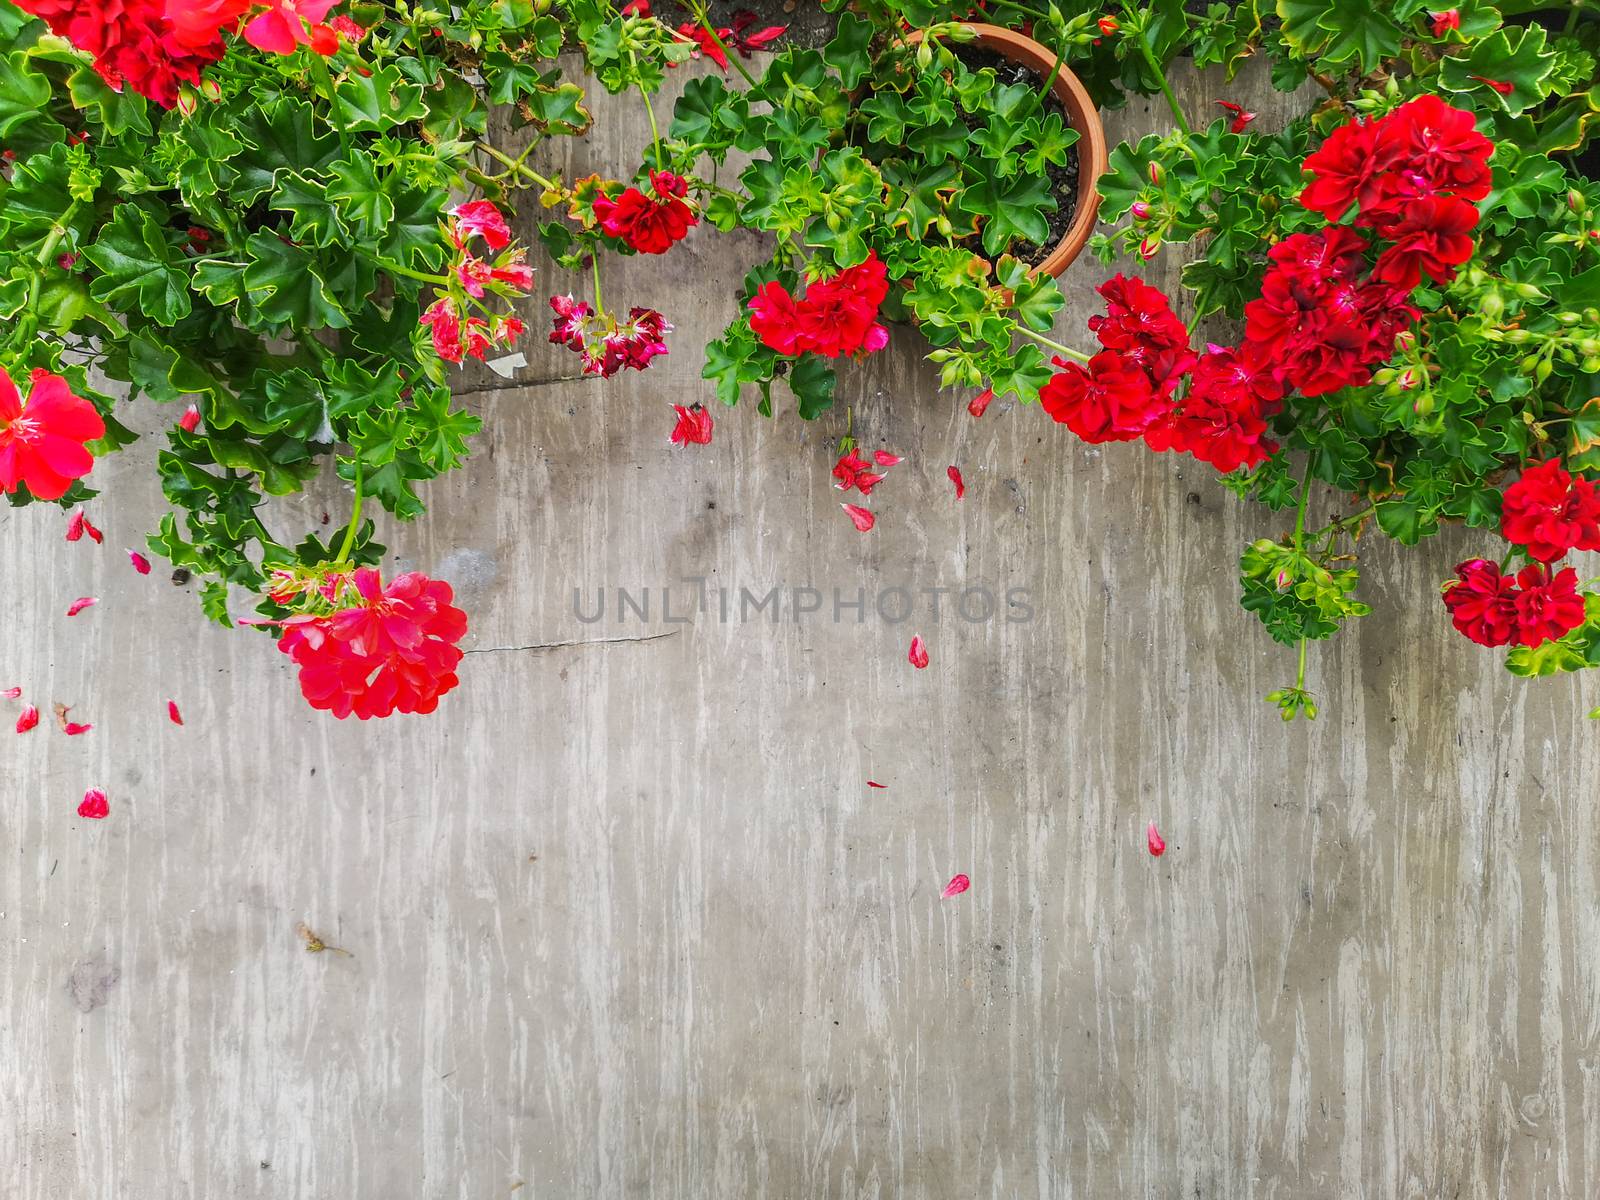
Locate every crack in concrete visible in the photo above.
<box><xmin>463</xmin><ymin>630</ymin><xmax>680</xmax><ymax>655</ymax></box>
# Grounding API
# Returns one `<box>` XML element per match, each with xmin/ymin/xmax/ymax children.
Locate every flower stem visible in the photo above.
<box><xmin>1132</xmin><ymin>18</ymin><xmax>1191</xmax><ymax>136</ymax></box>
<box><xmin>367</xmin><ymin>252</ymin><xmax>450</xmax><ymax>286</ymax></box>
<box><xmin>1016</xmin><ymin>325</ymin><xmax>1091</xmax><ymax>363</ymax></box>
<box><xmin>308</xmin><ymin>51</ymin><xmax>352</xmax><ymax>158</ymax></box>
<box><xmin>336</xmin><ymin>463</ymin><xmax>364</xmax><ymax>565</ymax></box>
<box><xmin>630</xmin><ymin>51</ymin><xmax>665</xmax><ymax>170</ymax></box>
<box><xmin>477</xmin><ymin>143</ymin><xmax>556</xmax><ymax>192</ymax></box>
<box><xmin>591</xmin><ymin>253</ymin><xmax>605</xmax><ymax>316</ymax></box>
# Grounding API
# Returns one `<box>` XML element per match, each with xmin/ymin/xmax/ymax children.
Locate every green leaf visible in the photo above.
<box><xmin>231</xmin><ymin>99</ymin><xmax>339</xmax><ymax>206</ymax></box>
<box><xmin>326</xmin><ymin>155</ymin><xmax>395</xmax><ymax>239</ymax></box>
<box><xmin>960</xmin><ymin>172</ymin><xmax>1054</xmax><ymax>257</ymax></box>
<box><xmin>0</xmin><ymin>50</ymin><xmax>48</xmax><ymax>137</ymax></box>
<box><xmin>824</xmin><ymin>12</ymin><xmax>874</xmax><ymax>90</ymax></box>
<box><xmin>269</xmin><ymin>170</ymin><xmax>347</xmax><ymax>246</ymax></box>
<box><xmin>789</xmin><ymin>356</ymin><xmax>837</xmax><ymax>420</ymax></box>
<box><xmin>1276</xmin><ymin>0</ymin><xmax>1411</xmax><ymax>73</ymax></box>
<box><xmin>200</xmin><ymin>580</ymin><xmax>232</xmax><ymax>628</ymax></box>
<box><xmin>1440</xmin><ymin>25</ymin><xmax>1557</xmax><ymax>116</ymax></box>
<box><xmin>66</xmin><ymin>64</ymin><xmax>149</xmax><ymax>137</ymax></box>
<box><xmin>335</xmin><ymin>65</ymin><xmax>428</xmax><ymax>132</ymax></box>
<box><xmin>83</xmin><ymin>205</ymin><xmax>191</xmax><ymax>326</ymax></box>
<box><xmin>239</xmin><ymin>231</ymin><xmax>349</xmax><ymax>330</ymax></box>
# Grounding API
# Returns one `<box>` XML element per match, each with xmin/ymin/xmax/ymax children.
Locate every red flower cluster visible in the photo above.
<box><xmin>749</xmin><ymin>252</ymin><xmax>890</xmax><ymax>359</ymax></box>
<box><xmin>1144</xmin><ymin>343</ymin><xmax>1284</xmax><ymax>472</ymax></box>
<box><xmin>1041</xmin><ymin>276</ymin><xmax>1284</xmax><ymax>471</ymax></box>
<box><xmin>1301</xmin><ymin>95</ymin><xmax>1490</xmax><ymax>290</ymax></box>
<box><xmin>594</xmin><ymin>172</ymin><xmax>697</xmax><ymax>255</ymax></box>
<box><xmin>549</xmin><ymin>296</ymin><xmax>672</xmax><ymax>377</ymax></box>
<box><xmin>420</xmin><ymin>201</ymin><xmax>531</xmax><ymax>365</ymax></box>
<box><xmin>1041</xmin><ymin>275</ymin><xmax>1186</xmax><ymax>444</ymax></box>
<box><xmin>15</xmin><ymin>0</ymin><xmax>229</xmax><ymax>107</ymax></box>
<box><xmin>0</xmin><ymin>368</ymin><xmax>106</xmax><ymax>501</ymax></box>
<box><xmin>269</xmin><ymin>568</ymin><xmax>468</xmax><ymax>720</ymax></box>
<box><xmin>832</xmin><ymin>447</ymin><xmax>901</xmax><ymax>496</ymax></box>
<box><xmin>1443</xmin><ymin>560</ymin><xmax>1587</xmax><ymax>648</ymax></box>
<box><xmin>1241</xmin><ymin>227</ymin><xmax>1417</xmax><ymax>397</ymax></box>
<box><xmin>241</xmin><ymin>0</ymin><xmax>340</xmax><ymax>56</ymax></box>
<box><xmin>1499</xmin><ymin>458</ymin><xmax>1600</xmax><ymax>562</ymax></box>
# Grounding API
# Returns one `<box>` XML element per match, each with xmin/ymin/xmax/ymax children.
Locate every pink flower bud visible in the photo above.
<box><xmin>1131</xmin><ymin>201</ymin><xmax>1152</xmax><ymax>221</ymax></box>
<box><xmin>1394</xmin><ymin>329</ymin><xmax>1415</xmax><ymax>352</ymax></box>
<box><xmin>1148</xmin><ymin>161</ymin><xmax>1164</xmax><ymax>185</ymax></box>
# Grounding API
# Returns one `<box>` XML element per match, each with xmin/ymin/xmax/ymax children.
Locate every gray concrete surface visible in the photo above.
<box><xmin>4</xmin><ymin>58</ymin><xmax>1599</xmax><ymax>1200</ymax></box>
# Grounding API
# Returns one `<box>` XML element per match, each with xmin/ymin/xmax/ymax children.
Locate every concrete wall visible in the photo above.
<box><xmin>3</xmin><ymin>57</ymin><xmax>1597</xmax><ymax>1200</ymax></box>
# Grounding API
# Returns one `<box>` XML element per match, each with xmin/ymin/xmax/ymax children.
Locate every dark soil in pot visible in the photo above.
<box><xmin>947</xmin><ymin>42</ymin><xmax>1081</xmax><ymax>269</ymax></box>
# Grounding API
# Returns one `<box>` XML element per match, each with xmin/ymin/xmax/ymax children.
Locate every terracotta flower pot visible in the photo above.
<box><xmin>908</xmin><ymin>22</ymin><xmax>1108</xmax><ymax>278</ymax></box>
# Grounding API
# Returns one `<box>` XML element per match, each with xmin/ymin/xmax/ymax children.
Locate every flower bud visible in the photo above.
<box><xmin>1371</xmin><ymin>367</ymin><xmax>1397</xmax><ymax>385</ymax></box>
<box><xmin>175</xmin><ymin>87</ymin><xmax>197</xmax><ymax>117</ymax></box>
<box><xmin>1557</xmin><ymin>311</ymin><xmax>1582</xmax><ymax>326</ymax></box>
<box><xmin>1097</xmin><ymin>15</ymin><xmax>1119</xmax><ymax>35</ymax></box>
<box><xmin>1396</xmin><ymin>368</ymin><xmax>1418</xmax><ymax>390</ymax></box>
<box><xmin>1275</xmin><ymin>570</ymin><xmax>1292</xmax><ymax>591</ymax></box>
<box><xmin>1513</xmin><ymin>282</ymin><xmax>1545</xmax><ymax>300</ymax></box>
<box><xmin>1570</xmin><ymin>189</ymin><xmax>1586</xmax><ymax>214</ymax></box>
<box><xmin>1412</xmin><ymin>393</ymin><xmax>1434</xmax><ymax>417</ymax></box>
<box><xmin>1480</xmin><ymin>292</ymin><xmax>1504</xmax><ymax>320</ymax></box>
<box><xmin>199</xmin><ymin>77</ymin><xmax>222</xmax><ymax>102</ymax></box>
<box><xmin>1583</xmin><ymin>356</ymin><xmax>1600</xmax><ymax>374</ymax></box>
<box><xmin>1138</xmin><ymin>236</ymin><xmax>1159</xmax><ymax>261</ymax></box>
<box><xmin>1502</xmin><ymin>328</ymin><xmax>1531</xmax><ymax>344</ymax></box>
<box><xmin>1148</xmin><ymin>161</ymin><xmax>1163</xmax><ymax>185</ymax></box>
<box><xmin>916</xmin><ymin>41</ymin><xmax>932</xmax><ymax>70</ymax></box>
<box><xmin>1131</xmin><ymin>200</ymin><xmax>1152</xmax><ymax>221</ymax></box>
<box><xmin>1394</xmin><ymin>329</ymin><xmax>1415</xmax><ymax>352</ymax></box>
<box><xmin>1579</xmin><ymin>338</ymin><xmax>1600</xmax><ymax>355</ymax></box>
<box><xmin>1535</xmin><ymin>358</ymin><xmax>1554</xmax><ymax>382</ymax></box>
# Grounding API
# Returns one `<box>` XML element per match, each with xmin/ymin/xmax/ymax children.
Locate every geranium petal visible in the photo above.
<box><xmin>1147</xmin><ymin>821</ymin><xmax>1166</xmax><ymax>857</ymax></box>
<box><xmin>66</xmin><ymin>597</ymin><xmax>98</xmax><ymax>617</ymax></box>
<box><xmin>63</xmin><ymin>721</ymin><xmax>92</xmax><ymax>736</ymax></box>
<box><xmin>167</xmin><ymin>700</ymin><xmax>183</xmax><ymax>726</ymax></box>
<box><xmin>15</xmin><ymin>705</ymin><xmax>38</xmax><ymax>733</ymax></box>
<box><xmin>866</xmin><ymin>780</ymin><xmax>887</xmax><ymax>788</ymax></box>
<box><xmin>873</xmin><ymin>450</ymin><xmax>903</xmax><ymax>467</ymax></box>
<box><xmin>948</xmin><ymin>465</ymin><xmax>965</xmax><ymax>499</ymax></box>
<box><xmin>127</xmin><ymin>549</ymin><xmax>152</xmax><ymax>575</ymax></box>
<box><xmin>841</xmin><ymin>503</ymin><xmax>874</xmax><ymax>532</ymax></box>
<box><xmin>940</xmin><ymin>874</ymin><xmax>970</xmax><ymax>899</ymax></box>
<box><xmin>908</xmin><ymin>635</ymin><xmax>929</xmax><ymax>669</ymax></box>
<box><xmin>2</xmin><ymin>686</ymin><xmax>19</xmax><ymax>699</ymax></box>
<box><xmin>968</xmin><ymin>387</ymin><xmax>994</xmax><ymax>418</ymax></box>
<box><xmin>77</xmin><ymin>788</ymin><xmax>109</xmax><ymax>819</ymax></box>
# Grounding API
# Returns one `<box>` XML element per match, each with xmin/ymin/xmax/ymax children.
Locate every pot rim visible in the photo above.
<box><xmin>907</xmin><ymin>21</ymin><xmax>1108</xmax><ymax>279</ymax></box>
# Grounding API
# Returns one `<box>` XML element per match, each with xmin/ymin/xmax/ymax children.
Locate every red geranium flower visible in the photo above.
<box><xmin>831</xmin><ymin>449</ymin><xmax>885</xmax><ymax>495</ymax></box>
<box><xmin>15</xmin><ymin>0</ymin><xmax>226</xmax><ymax>107</ymax></box>
<box><xmin>669</xmin><ymin>404</ymin><xmax>713</xmax><ymax>446</ymax></box>
<box><xmin>449</xmin><ymin>200</ymin><xmax>512</xmax><ymax>252</ymax></box>
<box><xmin>1144</xmin><ymin>345</ymin><xmax>1282</xmax><ymax>472</ymax></box>
<box><xmin>1040</xmin><ymin>351</ymin><xmax>1169</xmax><ymax>443</ymax></box>
<box><xmin>420</xmin><ymin>298</ymin><xmax>466</xmax><ymax>364</ymax></box>
<box><xmin>1442</xmin><ymin>558</ymin><xmax>1521</xmax><ymax>646</ymax></box>
<box><xmin>1500</xmin><ymin>458</ymin><xmax>1600</xmax><ymax>562</ymax></box>
<box><xmin>1087</xmin><ymin>274</ymin><xmax>1196</xmax><ymax>392</ymax></box>
<box><xmin>1431</xmin><ymin>8</ymin><xmax>1461</xmax><ymax>35</ymax></box>
<box><xmin>1385</xmin><ymin>95</ymin><xmax>1492</xmax><ymax>204</ymax></box>
<box><xmin>1300</xmin><ymin>116</ymin><xmax>1396</xmax><ymax>222</ymax></box>
<box><xmin>0</xmin><ymin>368</ymin><xmax>106</xmax><ymax>500</ymax></box>
<box><xmin>272</xmin><ymin>568</ymin><xmax>469</xmax><ymax>720</ymax></box>
<box><xmin>593</xmin><ymin>172</ymin><xmax>697</xmax><ymax>255</ymax></box>
<box><xmin>243</xmin><ymin>0</ymin><xmax>339</xmax><ymax>55</ymax></box>
<box><xmin>1513</xmin><ymin>564</ymin><xmax>1587</xmax><ymax>647</ymax></box>
<box><xmin>1370</xmin><ymin>195</ymin><xmax>1480</xmax><ymax>289</ymax></box>
<box><xmin>163</xmin><ymin>0</ymin><xmax>253</xmax><ymax>50</ymax></box>
<box><xmin>748</xmin><ymin>252</ymin><xmax>890</xmax><ymax>359</ymax></box>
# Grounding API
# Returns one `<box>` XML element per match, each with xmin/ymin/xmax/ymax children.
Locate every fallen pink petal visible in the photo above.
<box><xmin>63</xmin><ymin>721</ymin><xmax>93</xmax><ymax>736</ymax></box>
<box><xmin>2</xmin><ymin>686</ymin><xmax>19</xmax><ymax>699</ymax></box>
<box><xmin>940</xmin><ymin>874</ymin><xmax>970</xmax><ymax>899</ymax></box>
<box><xmin>127</xmin><ymin>549</ymin><xmax>152</xmax><ymax>575</ymax></box>
<box><xmin>908</xmin><ymin>635</ymin><xmax>929</xmax><ymax>669</ymax></box>
<box><xmin>16</xmin><ymin>705</ymin><xmax>38</xmax><ymax>733</ymax></box>
<box><xmin>1147</xmin><ymin>821</ymin><xmax>1166</xmax><ymax>857</ymax></box>
<box><xmin>78</xmin><ymin>788</ymin><xmax>109</xmax><ymax>820</ymax></box>
<box><xmin>948</xmin><ymin>465</ymin><xmax>965</xmax><ymax>499</ymax></box>
<box><xmin>873</xmin><ymin>450</ymin><xmax>903</xmax><ymax>467</ymax></box>
<box><xmin>866</xmin><ymin>780</ymin><xmax>887</xmax><ymax>788</ymax></box>
<box><xmin>168</xmin><ymin>700</ymin><xmax>183</xmax><ymax>726</ymax></box>
<box><xmin>65</xmin><ymin>508</ymin><xmax>104</xmax><ymax>544</ymax></box>
<box><xmin>66</xmin><ymin>597</ymin><xmax>98</xmax><ymax>617</ymax></box>
<box><xmin>968</xmin><ymin>387</ymin><xmax>994</xmax><ymax>418</ymax></box>
<box><xmin>841</xmin><ymin>503</ymin><xmax>875</xmax><ymax>532</ymax></box>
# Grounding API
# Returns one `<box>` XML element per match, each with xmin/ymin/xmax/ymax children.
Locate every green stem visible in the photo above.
<box><xmin>630</xmin><ymin>51</ymin><xmax>665</xmax><ymax>170</ymax></box>
<box><xmin>1295</xmin><ymin>636</ymin><xmax>1308</xmax><ymax>694</ymax></box>
<box><xmin>591</xmin><ymin>253</ymin><xmax>605</xmax><ymax>316</ymax></box>
<box><xmin>336</xmin><ymin>464</ymin><xmax>364</xmax><ymax>565</ymax></box>
<box><xmin>1132</xmin><ymin>18</ymin><xmax>1191</xmax><ymax>136</ymax></box>
<box><xmin>1291</xmin><ymin>458</ymin><xmax>1314</xmax><ymax>695</ymax></box>
<box><xmin>688</xmin><ymin>2</ymin><xmax>757</xmax><ymax>87</ymax></box>
<box><xmin>1016</xmin><ymin>325</ymin><xmax>1091</xmax><ymax>363</ymax></box>
<box><xmin>477</xmin><ymin>143</ymin><xmax>556</xmax><ymax>192</ymax></box>
<box><xmin>983</xmin><ymin>0</ymin><xmax>1054</xmax><ymax>20</ymax></box>
<box><xmin>308</xmin><ymin>52</ymin><xmax>351</xmax><ymax>158</ymax></box>
<box><xmin>365</xmin><ymin>252</ymin><xmax>450</xmax><ymax>286</ymax></box>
